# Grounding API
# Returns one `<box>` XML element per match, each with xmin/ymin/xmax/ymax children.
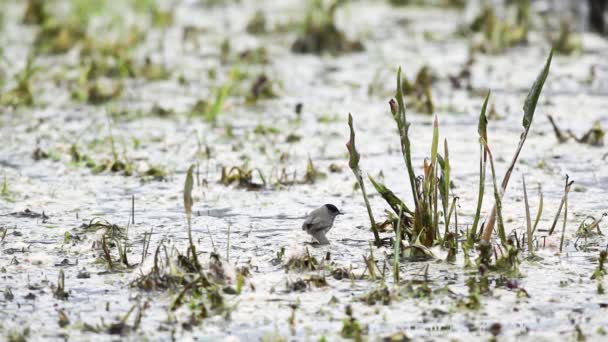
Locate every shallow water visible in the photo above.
<box><xmin>1</xmin><ymin>0</ymin><xmax>608</xmax><ymax>341</ymax></box>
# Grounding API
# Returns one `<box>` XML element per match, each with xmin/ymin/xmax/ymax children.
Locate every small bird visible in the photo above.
<box><xmin>302</xmin><ymin>204</ymin><xmax>343</xmax><ymax>245</ymax></box>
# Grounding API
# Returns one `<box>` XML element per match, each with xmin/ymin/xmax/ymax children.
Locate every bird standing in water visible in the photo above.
<box><xmin>302</xmin><ymin>204</ymin><xmax>343</xmax><ymax>244</ymax></box>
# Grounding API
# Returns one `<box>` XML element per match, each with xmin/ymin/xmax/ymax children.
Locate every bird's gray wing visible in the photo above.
<box><xmin>302</xmin><ymin>207</ymin><xmax>323</xmax><ymax>231</ymax></box>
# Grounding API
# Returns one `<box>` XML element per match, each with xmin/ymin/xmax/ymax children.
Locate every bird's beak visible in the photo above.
<box><xmin>338</xmin><ymin>211</ymin><xmax>345</xmax><ymax>215</ymax></box>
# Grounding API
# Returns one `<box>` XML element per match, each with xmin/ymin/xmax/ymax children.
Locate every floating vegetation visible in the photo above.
<box><xmin>547</xmin><ymin>115</ymin><xmax>605</xmax><ymax>147</ymax></box>
<box><xmin>292</xmin><ymin>0</ymin><xmax>364</xmax><ymax>55</ymax></box>
<box><xmin>80</xmin><ymin>217</ymin><xmax>126</xmax><ymax>241</ymax></box>
<box><xmin>10</xmin><ymin>208</ymin><xmax>49</xmax><ymax>220</ymax></box>
<box><xmin>220</xmin><ymin>165</ymin><xmax>266</xmax><ymax>190</ymax></box>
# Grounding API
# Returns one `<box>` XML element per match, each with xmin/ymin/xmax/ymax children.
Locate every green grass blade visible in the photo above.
<box><xmin>523</xmin><ymin>50</ymin><xmax>553</xmax><ymax>129</ymax></box>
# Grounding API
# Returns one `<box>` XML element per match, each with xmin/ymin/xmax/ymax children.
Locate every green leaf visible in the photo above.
<box><xmin>430</xmin><ymin>115</ymin><xmax>439</xmax><ymax>166</ymax></box>
<box><xmin>346</xmin><ymin>113</ymin><xmax>360</xmax><ymax>169</ymax></box>
<box><xmin>523</xmin><ymin>50</ymin><xmax>553</xmax><ymax>129</ymax></box>
<box><xmin>396</xmin><ymin>67</ymin><xmax>405</xmax><ymax>120</ymax></box>
<box><xmin>368</xmin><ymin>175</ymin><xmax>413</xmax><ymax>216</ymax></box>
<box><xmin>478</xmin><ymin>91</ymin><xmax>490</xmax><ymax>144</ymax></box>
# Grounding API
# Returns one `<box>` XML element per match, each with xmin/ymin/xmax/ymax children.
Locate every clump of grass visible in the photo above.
<box><xmin>551</xmin><ymin>19</ymin><xmax>581</xmax><ymax>55</ymax></box>
<box><xmin>285</xmin><ymin>248</ymin><xmax>319</xmax><ymax>271</ymax></box>
<box><xmin>72</xmin><ymin>78</ymin><xmax>123</xmax><ymax>105</ymax></box>
<box><xmin>576</xmin><ymin>213</ymin><xmax>606</xmax><ymax>238</ymax></box>
<box><xmin>547</xmin><ymin>175</ymin><xmax>574</xmax><ymax>253</ymax></box>
<box><xmin>135</xmin><ymin>166</ymin><xmax>241</xmax><ymax>323</ymax></box>
<box><xmin>190</xmin><ymin>73</ymin><xmax>234</xmax><ymax>122</ymax></box>
<box><xmin>246</xmin><ymin>10</ymin><xmax>267</xmax><ymax>34</ymax></box>
<box><xmin>522</xmin><ymin>175</ymin><xmax>543</xmax><ymax>257</ymax></box>
<box><xmin>0</xmin><ymin>56</ymin><xmax>36</xmax><ymax>107</ymax></box>
<box><xmin>34</xmin><ymin>19</ymin><xmax>87</xmax><ymax>55</ymax></box>
<box><xmin>357</xmin><ymin>285</ymin><xmax>391</xmax><ymax>305</ymax></box>
<box><xmin>303</xmin><ymin>157</ymin><xmax>327</xmax><ymax>184</ymax></box>
<box><xmin>58</xmin><ymin>309</ymin><xmax>70</xmax><ymax>328</ymax></box>
<box><xmin>347</xmin><ymin>51</ymin><xmax>552</xmax><ymax>267</ymax></box>
<box><xmin>82</xmin><ymin>303</ymin><xmax>144</xmax><ymax>336</ymax></box>
<box><xmin>53</xmin><ymin>270</ymin><xmax>69</xmax><ymax>300</ymax></box>
<box><xmin>341</xmin><ymin>305</ymin><xmax>366</xmax><ymax>340</ymax></box>
<box><xmin>463</xmin><ymin>1</ymin><xmax>530</xmax><ymax>54</ymax></box>
<box><xmin>352</xmin><ymin>69</ymin><xmax>448</xmax><ymax>256</ymax></box>
<box><xmin>401</xmin><ymin>65</ymin><xmax>435</xmax><ymax>115</ymax></box>
<box><xmin>292</xmin><ymin>0</ymin><xmax>364</xmax><ymax>55</ymax></box>
<box><xmin>592</xmin><ymin>250</ymin><xmax>607</xmax><ymax>280</ymax></box>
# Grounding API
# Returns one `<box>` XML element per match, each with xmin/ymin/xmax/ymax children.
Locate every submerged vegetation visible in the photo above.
<box><xmin>292</xmin><ymin>0</ymin><xmax>364</xmax><ymax>55</ymax></box>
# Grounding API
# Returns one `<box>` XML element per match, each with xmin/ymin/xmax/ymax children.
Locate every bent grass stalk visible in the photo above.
<box><xmin>183</xmin><ymin>164</ymin><xmax>201</xmax><ymax>270</ymax></box>
<box><xmin>532</xmin><ymin>186</ymin><xmax>544</xmax><ymax>235</ymax></box>
<box><xmin>347</xmin><ymin>113</ymin><xmax>381</xmax><ymax>247</ymax></box>
<box><xmin>482</xmin><ymin>50</ymin><xmax>553</xmax><ymax>243</ymax></box>
<box><xmin>470</xmin><ymin>92</ymin><xmax>490</xmax><ymax>243</ymax></box>
<box><xmin>522</xmin><ymin>174</ymin><xmax>533</xmax><ymax>253</ymax></box>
